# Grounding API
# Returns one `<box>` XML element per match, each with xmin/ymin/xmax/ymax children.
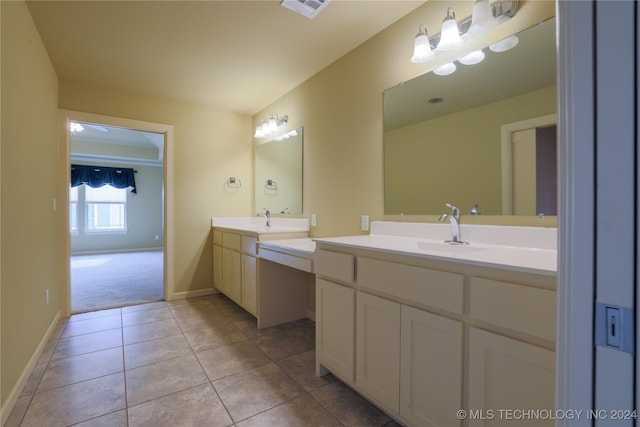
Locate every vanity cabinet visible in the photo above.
<box><xmin>315</xmin><ymin>243</ymin><xmax>556</xmax><ymax>427</ymax></box>
<box><xmin>212</xmin><ymin>225</ymin><xmax>308</xmax><ymax>320</ymax></box>
<box><xmin>213</xmin><ymin>230</ymin><xmax>258</xmax><ymax>315</ymax></box>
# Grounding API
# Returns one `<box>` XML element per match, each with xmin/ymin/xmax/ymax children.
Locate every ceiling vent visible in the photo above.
<box><xmin>280</xmin><ymin>0</ymin><xmax>331</xmax><ymax>19</ymax></box>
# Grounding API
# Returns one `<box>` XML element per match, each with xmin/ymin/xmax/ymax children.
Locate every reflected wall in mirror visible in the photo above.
<box><xmin>384</xmin><ymin>18</ymin><xmax>557</xmax><ymax>216</ymax></box>
<box><xmin>254</xmin><ymin>127</ymin><xmax>303</xmax><ymax>214</ymax></box>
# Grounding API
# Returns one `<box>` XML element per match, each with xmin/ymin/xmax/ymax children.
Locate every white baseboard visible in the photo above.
<box><xmin>168</xmin><ymin>287</ymin><xmax>218</xmax><ymax>301</ymax></box>
<box><xmin>71</xmin><ymin>247</ymin><xmax>163</xmax><ymax>256</ymax></box>
<box><xmin>1</xmin><ymin>310</ymin><xmax>61</xmax><ymax>425</ymax></box>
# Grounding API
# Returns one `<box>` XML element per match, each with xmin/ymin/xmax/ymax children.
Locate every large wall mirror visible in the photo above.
<box><xmin>254</xmin><ymin>127</ymin><xmax>303</xmax><ymax>214</ymax></box>
<box><xmin>384</xmin><ymin>17</ymin><xmax>557</xmax><ymax>216</ymax></box>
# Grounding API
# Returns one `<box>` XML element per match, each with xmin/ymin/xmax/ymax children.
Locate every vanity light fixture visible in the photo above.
<box><xmin>254</xmin><ymin>114</ymin><xmax>288</xmax><ymax>138</ymax></box>
<box><xmin>410</xmin><ymin>0</ymin><xmax>518</xmax><ymax>71</ymax></box>
<box><xmin>437</xmin><ymin>8</ymin><xmax>463</xmax><ymax>51</ymax></box>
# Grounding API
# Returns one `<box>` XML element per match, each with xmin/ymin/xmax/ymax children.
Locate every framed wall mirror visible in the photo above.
<box><xmin>384</xmin><ymin>17</ymin><xmax>557</xmax><ymax>216</ymax></box>
<box><xmin>254</xmin><ymin>127</ymin><xmax>303</xmax><ymax>215</ymax></box>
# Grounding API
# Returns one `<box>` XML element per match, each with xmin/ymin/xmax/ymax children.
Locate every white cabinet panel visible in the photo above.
<box><xmin>401</xmin><ymin>305</ymin><xmax>462</xmax><ymax>427</ymax></box>
<box><xmin>356</xmin><ymin>291</ymin><xmax>401</xmax><ymax>412</ymax></box>
<box><xmin>316</xmin><ymin>278</ymin><xmax>355</xmax><ymax>382</ymax></box>
<box><xmin>222</xmin><ymin>247</ymin><xmax>242</xmax><ymax>305</ymax></box>
<box><xmin>470</xmin><ymin>277</ymin><xmax>556</xmax><ymax>342</ymax></box>
<box><xmin>358</xmin><ymin>257</ymin><xmax>464</xmax><ymax>314</ymax></box>
<box><xmin>468</xmin><ymin>328</ymin><xmax>555</xmax><ymax>427</ymax></box>
<box><xmin>213</xmin><ymin>244</ymin><xmax>222</xmax><ymax>290</ymax></box>
<box><xmin>242</xmin><ymin>254</ymin><xmax>257</xmax><ymax>316</ymax></box>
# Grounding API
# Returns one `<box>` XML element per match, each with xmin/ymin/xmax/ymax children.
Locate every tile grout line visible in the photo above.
<box><xmin>169</xmin><ymin>300</ymin><xmax>238</xmax><ymax>425</ymax></box>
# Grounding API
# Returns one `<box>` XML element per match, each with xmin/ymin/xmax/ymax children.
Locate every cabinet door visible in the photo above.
<box><xmin>468</xmin><ymin>328</ymin><xmax>555</xmax><ymax>427</ymax></box>
<box><xmin>316</xmin><ymin>278</ymin><xmax>355</xmax><ymax>382</ymax></box>
<box><xmin>400</xmin><ymin>305</ymin><xmax>462</xmax><ymax>427</ymax></box>
<box><xmin>241</xmin><ymin>254</ymin><xmax>257</xmax><ymax>316</ymax></box>
<box><xmin>356</xmin><ymin>291</ymin><xmax>401</xmax><ymax>413</ymax></box>
<box><xmin>213</xmin><ymin>244</ymin><xmax>222</xmax><ymax>290</ymax></box>
<box><xmin>222</xmin><ymin>247</ymin><xmax>242</xmax><ymax>305</ymax></box>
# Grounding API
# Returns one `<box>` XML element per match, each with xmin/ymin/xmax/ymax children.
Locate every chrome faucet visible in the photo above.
<box><xmin>438</xmin><ymin>203</ymin><xmax>467</xmax><ymax>244</ymax></box>
<box><xmin>258</xmin><ymin>208</ymin><xmax>271</xmax><ymax>227</ymax></box>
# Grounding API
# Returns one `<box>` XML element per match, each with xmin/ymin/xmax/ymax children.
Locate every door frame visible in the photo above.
<box><xmin>500</xmin><ymin>113</ymin><xmax>557</xmax><ymax>215</ymax></box>
<box><xmin>556</xmin><ymin>1</ymin><xmax>596</xmax><ymax>422</ymax></box>
<box><xmin>58</xmin><ymin>110</ymin><xmax>175</xmax><ymax>316</ymax></box>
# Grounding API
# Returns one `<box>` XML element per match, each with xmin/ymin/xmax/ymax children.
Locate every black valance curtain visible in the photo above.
<box><xmin>71</xmin><ymin>165</ymin><xmax>137</xmax><ymax>194</ymax></box>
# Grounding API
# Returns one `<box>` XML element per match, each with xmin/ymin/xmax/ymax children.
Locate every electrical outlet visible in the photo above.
<box><xmin>361</xmin><ymin>215</ymin><xmax>370</xmax><ymax>231</ymax></box>
<box><xmin>311</xmin><ymin>213</ymin><xmax>317</xmax><ymax>227</ymax></box>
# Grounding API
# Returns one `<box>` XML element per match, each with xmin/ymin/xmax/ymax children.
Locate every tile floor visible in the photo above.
<box><xmin>7</xmin><ymin>294</ymin><xmax>401</xmax><ymax>427</ymax></box>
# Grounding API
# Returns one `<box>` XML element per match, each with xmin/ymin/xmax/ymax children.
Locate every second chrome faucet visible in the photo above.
<box><xmin>438</xmin><ymin>203</ymin><xmax>468</xmax><ymax>244</ymax></box>
<box><xmin>258</xmin><ymin>208</ymin><xmax>271</xmax><ymax>228</ymax></box>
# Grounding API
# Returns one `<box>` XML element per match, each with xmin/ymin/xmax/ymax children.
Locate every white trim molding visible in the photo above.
<box><xmin>556</xmin><ymin>1</ymin><xmax>596</xmax><ymax>424</ymax></box>
<box><xmin>58</xmin><ymin>110</ymin><xmax>176</xmax><ymax>313</ymax></box>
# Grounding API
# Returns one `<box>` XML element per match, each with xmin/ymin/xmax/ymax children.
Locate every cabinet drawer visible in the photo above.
<box><xmin>315</xmin><ymin>250</ymin><xmax>355</xmax><ymax>284</ymax></box>
<box><xmin>222</xmin><ymin>232</ymin><xmax>241</xmax><ymax>251</ymax></box>
<box><xmin>242</xmin><ymin>236</ymin><xmax>258</xmax><ymax>255</ymax></box>
<box><xmin>358</xmin><ymin>257</ymin><xmax>463</xmax><ymax>314</ymax></box>
<box><xmin>213</xmin><ymin>230</ymin><xmax>222</xmax><ymax>246</ymax></box>
<box><xmin>470</xmin><ymin>277</ymin><xmax>556</xmax><ymax>342</ymax></box>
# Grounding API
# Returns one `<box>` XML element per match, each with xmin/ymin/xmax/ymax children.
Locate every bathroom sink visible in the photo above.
<box><xmin>416</xmin><ymin>240</ymin><xmax>488</xmax><ymax>255</ymax></box>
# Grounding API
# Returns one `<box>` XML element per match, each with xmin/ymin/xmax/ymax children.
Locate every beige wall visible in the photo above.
<box><xmin>1</xmin><ymin>0</ymin><xmax>60</xmax><ymax>410</ymax></box>
<box><xmin>59</xmin><ymin>82</ymin><xmax>252</xmax><ymax>295</ymax></box>
<box><xmin>385</xmin><ymin>86</ymin><xmax>557</xmax><ymax>215</ymax></box>
<box><xmin>254</xmin><ymin>0</ymin><xmax>557</xmax><ymax>237</ymax></box>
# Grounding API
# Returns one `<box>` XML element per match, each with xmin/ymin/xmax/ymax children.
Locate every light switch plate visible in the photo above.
<box><xmin>311</xmin><ymin>213</ymin><xmax>317</xmax><ymax>227</ymax></box>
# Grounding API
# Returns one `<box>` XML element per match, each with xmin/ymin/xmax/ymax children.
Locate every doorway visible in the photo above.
<box><xmin>500</xmin><ymin>114</ymin><xmax>558</xmax><ymax>215</ymax></box>
<box><xmin>69</xmin><ymin>123</ymin><xmax>164</xmax><ymax>312</ymax></box>
<box><xmin>59</xmin><ymin>110</ymin><xmax>174</xmax><ymax>315</ymax></box>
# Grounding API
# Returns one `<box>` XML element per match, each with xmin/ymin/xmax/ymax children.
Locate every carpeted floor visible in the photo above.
<box><xmin>70</xmin><ymin>251</ymin><xmax>164</xmax><ymax>313</ymax></box>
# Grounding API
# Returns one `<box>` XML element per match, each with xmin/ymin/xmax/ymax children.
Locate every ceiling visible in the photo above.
<box><xmin>27</xmin><ymin>0</ymin><xmax>425</xmax><ymax>116</ymax></box>
<box><xmin>70</xmin><ymin>122</ymin><xmax>165</xmax><ymax>165</ymax></box>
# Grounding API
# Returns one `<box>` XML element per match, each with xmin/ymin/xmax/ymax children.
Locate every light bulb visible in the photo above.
<box><xmin>490</xmin><ymin>35</ymin><xmax>519</xmax><ymax>52</ymax></box>
<box><xmin>433</xmin><ymin>62</ymin><xmax>457</xmax><ymax>76</ymax></box>
<box><xmin>468</xmin><ymin>0</ymin><xmax>498</xmax><ymax>36</ymax></box>
<box><xmin>458</xmin><ymin>50</ymin><xmax>485</xmax><ymax>65</ymax></box>
<box><xmin>411</xmin><ymin>27</ymin><xmax>434</xmax><ymax>63</ymax></box>
<box><xmin>437</xmin><ymin>8</ymin><xmax>463</xmax><ymax>51</ymax></box>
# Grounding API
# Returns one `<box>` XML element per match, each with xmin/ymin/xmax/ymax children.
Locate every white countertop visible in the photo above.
<box><xmin>259</xmin><ymin>238</ymin><xmax>316</xmax><ymax>257</ymax></box>
<box><xmin>211</xmin><ymin>216</ymin><xmax>309</xmax><ymax>235</ymax></box>
<box><xmin>314</xmin><ymin>222</ymin><xmax>558</xmax><ymax>277</ymax></box>
<box><xmin>314</xmin><ymin>235</ymin><xmax>556</xmax><ymax>276</ymax></box>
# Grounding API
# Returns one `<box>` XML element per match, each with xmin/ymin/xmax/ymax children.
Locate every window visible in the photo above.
<box><xmin>85</xmin><ymin>185</ymin><xmax>127</xmax><ymax>232</ymax></box>
<box><xmin>69</xmin><ymin>186</ymin><xmax>78</xmax><ymax>233</ymax></box>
